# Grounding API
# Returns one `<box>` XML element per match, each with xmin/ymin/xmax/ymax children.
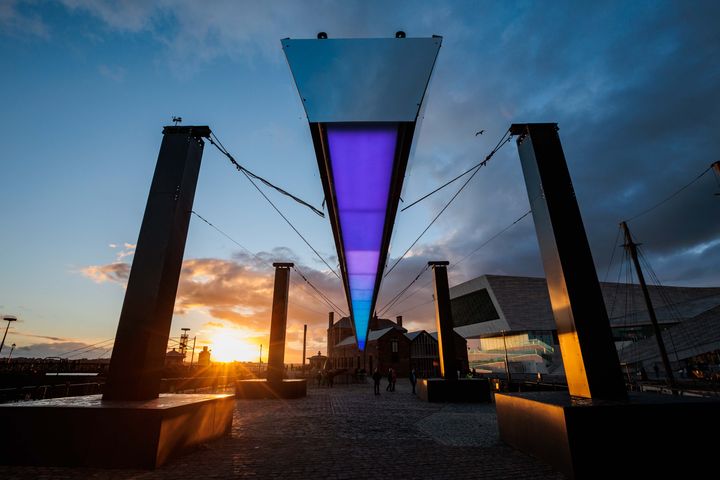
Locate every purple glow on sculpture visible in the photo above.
<box><xmin>326</xmin><ymin>123</ymin><xmax>398</xmax><ymax>350</ymax></box>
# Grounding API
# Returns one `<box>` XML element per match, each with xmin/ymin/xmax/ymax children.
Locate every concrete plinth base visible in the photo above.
<box><xmin>417</xmin><ymin>378</ymin><xmax>491</xmax><ymax>402</ymax></box>
<box><xmin>0</xmin><ymin>393</ymin><xmax>234</xmax><ymax>469</ymax></box>
<box><xmin>496</xmin><ymin>391</ymin><xmax>720</xmax><ymax>479</ymax></box>
<box><xmin>235</xmin><ymin>379</ymin><xmax>307</xmax><ymax>399</ymax></box>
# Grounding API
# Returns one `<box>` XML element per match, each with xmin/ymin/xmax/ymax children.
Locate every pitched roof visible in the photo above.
<box><xmin>404</xmin><ymin>331</ymin><xmax>425</xmax><ymax>341</ymax></box>
<box><xmin>368</xmin><ymin>327</ymin><xmax>394</xmax><ymax>342</ymax></box>
<box><xmin>335</xmin><ymin>325</ymin><xmax>408</xmax><ymax>347</ymax></box>
<box><xmin>336</xmin><ymin>335</ymin><xmax>356</xmax><ymax>347</ymax></box>
<box><xmin>331</xmin><ymin>316</ymin><xmax>353</xmax><ymax>328</ymax></box>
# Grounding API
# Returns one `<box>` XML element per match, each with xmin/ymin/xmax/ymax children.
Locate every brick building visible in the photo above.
<box><xmin>327</xmin><ymin>314</ymin><xmax>468</xmax><ymax>377</ymax></box>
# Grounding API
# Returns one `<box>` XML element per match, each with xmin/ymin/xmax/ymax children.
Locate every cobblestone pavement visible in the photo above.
<box><xmin>0</xmin><ymin>381</ymin><xmax>565</xmax><ymax>479</ymax></box>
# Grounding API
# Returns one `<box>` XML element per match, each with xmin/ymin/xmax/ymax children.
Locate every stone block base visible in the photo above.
<box><xmin>235</xmin><ymin>379</ymin><xmax>307</xmax><ymax>399</ymax></box>
<box><xmin>496</xmin><ymin>391</ymin><xmax>720</xmax><ymax>479</ymax></box>
<box><xmin>0</xmin><ymin>393</ymin><xmax>234</xmax><ymax>469</ymax></box>
<box><xmin>417</xmin><ymin>378</ymin><xmax>491</xmax><ymax>402</ymax></box>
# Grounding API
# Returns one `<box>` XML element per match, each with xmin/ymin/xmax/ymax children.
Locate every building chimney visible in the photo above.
<box><xmin>396</xmin><ymin>315</ymin><xmax>403</xmax><ymax>328</ymax></box>
<box><xmin>327</xmin><ymin>312</ymin><xmax>335</xmax><ymax>361</ymax></box>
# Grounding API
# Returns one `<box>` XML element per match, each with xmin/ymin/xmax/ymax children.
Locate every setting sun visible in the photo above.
<box><xmin>208</xmin><ymin>328</ymin><xmax>262</xmax><ymax>363</ymax></box>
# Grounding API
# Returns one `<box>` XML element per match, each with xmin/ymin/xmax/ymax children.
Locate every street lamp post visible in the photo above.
<box><xmin>7</xmin><ymin>343</ymin><xmax>16</xmax><ymax>363</ymax></box>
<box><xmin>0</xmin><ymin>316</ymin><xmax>18</xmax><ymax>355</ymax></box>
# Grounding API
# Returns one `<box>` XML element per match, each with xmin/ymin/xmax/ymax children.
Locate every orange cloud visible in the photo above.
<box><xmin>79</xmin><ymin>249</ymin><xmax>437</xmax><ymax>363</ymax></box>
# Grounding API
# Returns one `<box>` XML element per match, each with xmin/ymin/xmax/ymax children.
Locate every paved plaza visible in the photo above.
<box><xmin>1</xmin><ymin>381</ymin><xmax>564</xmax><ymax>479</ymax></box>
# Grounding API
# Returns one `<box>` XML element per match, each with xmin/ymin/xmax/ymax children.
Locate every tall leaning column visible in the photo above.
<box><xmin>511</xmin><ymin>123</ymin><xmax>626</xmax><ymax>400</ymax></box>
<box><xmin>429</xmin><ymin>261</ymin><xmax>458</xmax><ymax>381</ymax></box>
<box><xmin>266</xmin><ymin>263</ymin><xmax>293</xmax><ymax>384</ymax></box>
<box><xmin>103</xmin><ymin>126</ymin><xmax>209</xmax><ymax>401</ymax></box>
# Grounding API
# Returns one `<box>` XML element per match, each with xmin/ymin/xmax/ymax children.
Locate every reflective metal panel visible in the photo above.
<box><xmin>282</xmin><ymin>37</ymin><xmax>442</xmax><ymax>122</ymax></box>
<box><xmin>326</xmin><ymin>123</ymin><xmax>398</xmax><ymax>350</ymax></box>
<box><xmin>512</xmin><ymin>123</ymin><xmax>626</xmax><ymax>401</ymax></box>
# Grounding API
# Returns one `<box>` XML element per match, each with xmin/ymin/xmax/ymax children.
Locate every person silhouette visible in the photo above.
<box><xmin>372</xmin><ymin>368</ymin><xmax>382</xmax><ymax>395</ymax></box>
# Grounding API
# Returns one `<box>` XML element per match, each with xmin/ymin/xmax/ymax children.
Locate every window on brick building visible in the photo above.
<box><xmin>391</xmin><ymin>339</ymin><xmax>399</xmax><ymax>363</ymax></box>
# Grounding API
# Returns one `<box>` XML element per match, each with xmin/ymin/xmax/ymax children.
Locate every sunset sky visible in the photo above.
<box><xmin>2</xmin><ymin>1</ymin><xmax>719</xmax><ymax>363</ymax></box>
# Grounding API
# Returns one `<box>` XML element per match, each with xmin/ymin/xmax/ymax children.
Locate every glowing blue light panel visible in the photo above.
<box><xmin>282</xmin><ymin>36</ymin><xmax>441</xmax><ymax>352</ymax></box>
<box><xmin>326</xmin><ymin>124</ymin><xmax>398</xmax><ymax>350</ymax></box>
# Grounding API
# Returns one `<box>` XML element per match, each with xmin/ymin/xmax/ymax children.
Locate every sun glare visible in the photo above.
<box><xmin>208</xmin><ymin>329</ymin><xmax>261</xmax><ymax>363</ymax></box>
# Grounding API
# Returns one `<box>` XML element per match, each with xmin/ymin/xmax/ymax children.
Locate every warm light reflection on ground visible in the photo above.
<box><xmin>208</xmin><ymin>328</ymin><xmax>261</xmax><ymax>362</ymax></box>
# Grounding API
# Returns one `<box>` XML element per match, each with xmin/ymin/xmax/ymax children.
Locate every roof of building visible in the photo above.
<box><xmin>404</xmin><ymin>331</ymin><xmax>425</xmax><ymax>341</ymax></box>
<box><xmin>331</xmin><ymin>316</ymin><xmax>353</xmax><ymax>329</ymax></box>
<box><xmin>451</xmin><ymin>274</ymin><xmax>720</xmax><ymax>338</ymax></box>
<box><xmin>330</xmin><ymin>316</ymin><xmax>400</xmax><ymax>331</ymax></box>
<box><xmin>618</xmin><ymin>304</ymin><xmax>720</xmax><ymax>365</ymax></box>
<box><xmin>335</xmin><ymin>325</ymin><xmax>408</xmax><ymax>347</ymax></box>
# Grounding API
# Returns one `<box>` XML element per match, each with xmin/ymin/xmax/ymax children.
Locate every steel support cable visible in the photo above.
<box><xmin>643</xmin><ymin>257</ymin><xmax>684</xmax><ymax>365</ymax></box>
<box><xmin>54</xmin><ymin>338</ymin><xmax>115</xmax><ymax>358</ymax></box>
<box><xmin>190</xmin><ymin>208</ymin><xmax>345</xmax><ymax>318</ymax></box>
<box><xmin>292</xmin><ymin>268</ymin><xmax>345</xmax><ymax>316</ymax></box>
<box><xmin>377</xmin><ymin>264</ymin><xmax>430</xmax><ymax>317</ymax></box>
<box><xmin>287</xmin><ymin>295</ymin><xmax>329</xmax><ymax>317</ymax></box>
<box><xmin>191</xmin><ymin>211</ymin><xmax>255</xmax><ymax>257</ymax></box>
<box><xmin>401</xmin><ymin>129</ymin><xmax>512</xmax><ymax>212</ymax></box>
<box><xmin>638</xmin><ymin>250</ymin><xmax>685</xmax><ymax>363</ymax></box>
<box><xmin>385</xmin><ymin>164</ymin><xmax>487</xmax><ymax>279</ymax></box>
<box><xmin>292</xmin><ymin>266</ymin><xmax>347</xmax><ymax>317</ymax></box>
<box><xmin>207</xmin><ymin>132</ymin><xmax>324</xmax><ymax>218</ymax></box>
<box><xmin>624</xmin><ymin>165</ymin><xmax>713</xmax><ymax>222</ymax></box>
<box><xmin>238</xmin><ymin>168</ymin><xmax>342</xmax><ymax>281</ymax></box>
<box><xmin>382</xmin><ymin>206</ymin><xmax>534</xmax><ymax>316</ymax></box>
<box><xmin>649</xmin><ymin>270</ymin><xmax>697</xmax><ymax>360</ymax></box>
<box><xmin>607</xmin><ymin>243</ymin><xmax>627</xmax><ymax>326</ymax></box>
<box><xmin>603</xmin><ymin>226</ymin><xmax>623</xmax><ymax>283</ymax></box>
<box><xmin>391</xmin><ymin>298</ymin><xmax>435</xmax><ymax>317</ymax></box>
<box><xmin>295</xmin><ymin>278</ymin><xmax>347</xmax><ymax>319</ymax></box>
<box><xmin>66</xmin><ymin>341</ymin><xmax>116</xmax><ymax>359</ymax></box>
<box><xmin>626</xmin><ymin>224</ymin><xmax>695</xmax><ymax>366</ymax></box>
<box><xmin>384</xmin><ymin>133</ymin><xmax>513</xmax><ymax>279</ymax></box>
<box><xmin>619</xmin><ymin>166</ymin><xmax>714</xmax><ymax>370</ymax></box>
<box><xmin>449</xmin><ymin>209</ymin><xmax>533</xmax><ymax>269</ymax></box>
<box><xmin>623</xmin><ymin>248</ymin><xmax>637</xmax><ymax>365</ymax></box>
<box><xmin>386</xmin><ymin>278</ymin><xmax>433</xmax><ymax>316</ymax></box>
<box><xmin>611</xmin><ymin>248</ymin><xmax>628</xmax><ymax>358</ymax></box>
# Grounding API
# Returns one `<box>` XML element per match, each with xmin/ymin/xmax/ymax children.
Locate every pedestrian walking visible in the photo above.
<box><xmin>372</xmin><ymin>368</ymin><xmax>382</xmax><ymax>395</ymax></box>
<box><xmin>386</xmin><ymin>368</ymin><xmax>393</xmax><ymax>392</ymax></box>
<box><xmin>409</xmin><ymin>368</ymin><xmax>417</xmax><ymax>394</ymax></box>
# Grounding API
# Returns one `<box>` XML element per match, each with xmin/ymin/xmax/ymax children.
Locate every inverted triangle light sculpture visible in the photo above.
<box><xmin>283</xmin><ymin>36</ymin><xmax>441</xmax><ymax>350</ymax></box>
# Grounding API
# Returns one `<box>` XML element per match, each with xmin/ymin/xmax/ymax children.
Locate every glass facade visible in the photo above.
<box><xmin>468</xmin><ymin>331</ymin><xmax>556</xmax><ymax>374</ymax></box>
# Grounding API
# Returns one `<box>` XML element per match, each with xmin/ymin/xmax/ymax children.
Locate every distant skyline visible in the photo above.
<box><xmin>1</xmin><ymin>1</ymin><xmax>719</xmax><ymax>362</ymax></box>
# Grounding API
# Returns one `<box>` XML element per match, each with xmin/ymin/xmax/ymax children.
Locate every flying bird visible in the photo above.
<box><xmin>475</xmin><ymin>129</ymin><xmax>485</xmax><ymax>136</ymax></box>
